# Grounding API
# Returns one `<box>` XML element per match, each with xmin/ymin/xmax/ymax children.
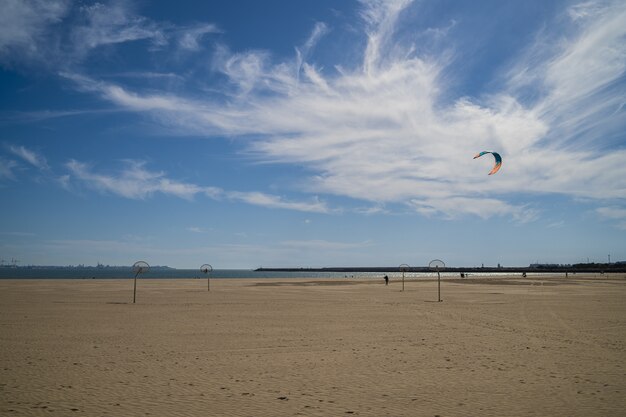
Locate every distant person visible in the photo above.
<box><xmin>384</xmin><ymin>275</ymin><xmax>389</xmax><ymax>285</ymax></box>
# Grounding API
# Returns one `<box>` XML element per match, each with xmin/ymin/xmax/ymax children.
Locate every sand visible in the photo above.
<box><xmin>0</xmin><ymin>275</ymin><xmax>625</xmax><ymax>416</ymax></box>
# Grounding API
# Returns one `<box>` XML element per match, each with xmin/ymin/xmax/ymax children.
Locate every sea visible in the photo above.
<box><xmin>0</xmin><ymin>267</ymin><xmax>530</xmax><ymax>280</ymax></box>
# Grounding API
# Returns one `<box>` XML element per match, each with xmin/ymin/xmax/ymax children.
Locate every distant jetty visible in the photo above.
<box><xmin>256</xmin><ymin>263</ymin><xmax>626</xmax><ymax>274</ymax></box>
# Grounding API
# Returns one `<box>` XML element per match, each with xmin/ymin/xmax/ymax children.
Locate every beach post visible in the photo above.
<box><xmin>201</xmin><ymin>264</ymin><xmax>213</xmax><ymax>291</ymax></box>
<box><xmin>428</xmin><ymin>259</ymin><xmax>445</xmax><ymax>302</ymax></box>
<box><xmin>399</xmin><ymin>264</ymin><xmax>410</xmax><ymax>292</ymax></box>
<box><xmin>131</xmin><ymin>261</ymin><xmax>150</xmax><ymax>303</ymax></box>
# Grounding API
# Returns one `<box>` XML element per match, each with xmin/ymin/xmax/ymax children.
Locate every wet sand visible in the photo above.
<box><xmin>1</xmin><ymin>275</ymin><xmax>625</xmax><ymax>416</ymax></box>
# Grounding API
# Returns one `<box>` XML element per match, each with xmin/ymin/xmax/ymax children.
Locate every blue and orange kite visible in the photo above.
<box><xmin>473</xmin><ymin>151</ymin><xmax>502</xmax><ymax>175</ymax></box>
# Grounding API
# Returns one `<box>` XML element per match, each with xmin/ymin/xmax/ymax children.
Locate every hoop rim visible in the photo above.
<box><xmin>132</xmin><ymin>261</ymin><xmax>150</xmax><ymax>274</ymax></box>
<box><xmin>428</xmin><ymin>259</ymin><xmax>445</xmax><ymax>270</ymax></box>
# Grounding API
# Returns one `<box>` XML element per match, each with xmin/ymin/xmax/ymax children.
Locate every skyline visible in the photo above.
<box><xmin>1</xmin><ymin>0</ymin><xmax>625</xmax><ymax>268</ymax></box>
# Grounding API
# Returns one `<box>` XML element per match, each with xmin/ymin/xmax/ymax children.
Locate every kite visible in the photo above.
<box><xmin>473</xmin><ymin>151</ymin><xmax>502</xmax><ymax>175</ymax></box>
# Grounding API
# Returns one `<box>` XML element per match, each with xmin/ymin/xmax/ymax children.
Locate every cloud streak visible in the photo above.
<box><xmin>66</xmin><ymin>159</ymin><xmax>330</xmax><ymax>213</ymax></box>
<box><xmin>597</xmin><ymin>206</ymin><xmax>626</xmax><ymax>230</ymax></box>
<box><xmin>9</xmin><ymin>145</ymin><xmax>49</xmax><ymax>171</ymax></box>
<box><xmin>0</xmin><ymin>0</ymin><xmax>218</xmax><ymax>69</ymax></box>
<box><xmin>0</xmin><ymin>0</ymin><xmax>69</xmax><ymax>66</ymax></box>
<box><xmin>0</xmin><ymin>157</ymin><xmax>18</xmax><ymax>180</ymax></box>
<box><xmin>177</xmin><ymin>23</ymin><xmax>220</xmax><ymax>51</ymax></box>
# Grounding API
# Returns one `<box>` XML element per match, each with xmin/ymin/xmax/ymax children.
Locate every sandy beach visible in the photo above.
<box><xmin>1</xmin><ymin>275</ymin><xmax>625</xmax><ymax>416</ymax></box>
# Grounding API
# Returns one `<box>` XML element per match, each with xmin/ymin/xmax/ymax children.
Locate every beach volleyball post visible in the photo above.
<box><xmin>131</xmin><ymin>261</ymin><xmax>150</xmax><ymax>303</ymax></box>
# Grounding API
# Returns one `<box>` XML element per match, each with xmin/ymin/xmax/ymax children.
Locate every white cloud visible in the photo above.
<box><xmin>0</xmin><ymin>0</ymin><xmax>204</xmax><ymax>68</ymax></box>
<box><xmin>360</xmin><ymin>0</ymin><xmax>413</xmax><ymax>74</ymax></box>
<box><xmin>568</xmin><ymin>1</ymin><xmax>604</xmax><ymax>21</ymax></box>
<box><xmin>0</xmin><ymin>231</ymin><xmax>36</xmax><ymax>237</ymax></box>
<box><xmin>597</xmin><ymin>206</ymin><xmax>626</xmax><ymax>230</ymax></box>
<box><xmin>66</xmin><ymin>159</ymin><xmax>208</xmax><ymax>200</ymax></box>
<box><xmin>56</xmin><ymin>174</ymin><xmax>71</xmax><ymax>190</ymax></box>
<box><xmin>547</xmin><ymin>220</ymin><xmax>565</xmax><ymax>229</ymax></box>
<box><xmin>507</xmin><ymin>1</ymin><xmax>626</xmax><ymax>148</ymax></box>
<box><xmin>108</xmin><ymin>71</ymin><xmax>183</xmax><ymax>80</ymax></box>
<box><xmin>296</xmin><ymin>22</ymin><xmax>329</xmax><ymax>81</ymax></box>
<box><xmin>279</xmin><ymin>239</ymin><xmax>373</xmax><ymax>251</ymax></box>
<box><xmin>178</xmin><ymin>23</ymin><xmax>220</xmax><ymax>51</ymax></box>
<box><xmin>0</xmin><ymin>108</ymin><xmax>117</xmax><ymax>123</ymax></box>
<box><xmin>0</xmin><ymin>157</ymin><xmax>18</xmax><ymax>180</ymax></box>
<box><xmin>70</xmin><ymin>1</ymin><xmax>166</xmax><ymax>55</ymax></box>
<box><xmin>9</xmin><ymin>145</ymin><xmax>49</xmax><ymax>170</ymax></box>
<box><xmin>65</xmin><ymin>158</ymin><xmax>330</xmax><ymax>213</ymax></box>
<box><xmin>227</xmin><ymin>192</ymin><xmax>330</xmax><ymax>213</ymax></box>
<box><xmin>0</xmin><ymin>0</ymin><xmax>69</xmax><ymax>64</ymax></box>
<box><xmin>408</xmin><ymin>197</ymin><xmax>537</xmax><ymax>222</ymax></box>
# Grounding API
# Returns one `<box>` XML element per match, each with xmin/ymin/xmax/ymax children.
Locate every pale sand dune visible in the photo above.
<box><xmin>1</xmin><ymin>275</ymin><xmax>625</xmax><ymax>416</ymax></box>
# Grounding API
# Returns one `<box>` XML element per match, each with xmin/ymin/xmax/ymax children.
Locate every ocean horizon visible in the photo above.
<box><xmin>0</xmin><ymin>267</ymin><xmax>541</xmax><ymax>279</ymax></box>
<box><xmin>0</xmin><ymin>266</ymin><xmax>570</xmax><ymax>280</ymax></box>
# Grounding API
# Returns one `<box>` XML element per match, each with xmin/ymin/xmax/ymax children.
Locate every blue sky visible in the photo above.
<box><xmin>1</xmin><ymin>0</ymin><xmax>625</xmax><ymax>268</ymax></box>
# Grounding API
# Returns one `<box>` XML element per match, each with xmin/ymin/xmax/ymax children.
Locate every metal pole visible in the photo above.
<box><xmin>133</xmin><ymin>272</ymin><xmax>138</xmax><ymax>303</ymax></box>
<box><xmin>437</xmin><ymin>267</ymin><xmax>441</xmax><ymax>302</ymax></box>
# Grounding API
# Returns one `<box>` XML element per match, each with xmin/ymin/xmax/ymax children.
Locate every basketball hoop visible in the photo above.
<box><xmin>399</xmin><ymin>264</ymin><xmax>410</xmax><ymax>292</ymax></box>
<box><xmin>428</xmin><ymin>259</ymin><xmax>445</xmax><ymax>302</ymax></box>
<box><xmin>131</xmin><ymin>261</ymin><xmax>150</xmax><ymax>303</ymax></box>
<box><xmin>200</xmin><ymin>264</ymin><xmax>213</xmax><ymax>291</ymax></box>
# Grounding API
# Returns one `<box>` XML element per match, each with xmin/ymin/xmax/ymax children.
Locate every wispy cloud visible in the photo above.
<box><xmin>505</xmin><ymin>1</ymin><xmax>626</xmax><ymax>140</ymax></box>
<box><xmin>296</xmin><ymin>22</ymin><xmax>329</xmax><ymax>82</ymax></box>
<box><xmin>0</xmin><ymin>0</ymin><xmax>69</xmax><ymax>65</ymax></box>
<box><xmin>71</xmin><ymin>1</ymin><xmax>166</xmax><ymax>55</ymax></box>
<box><xmin>596</xmin><ymin>206</ymin><xmax>626</xmax><ymax>230</ymax></box>
<box><xmin>0</xmin><ymin>0</ymin><xmax>217</xmax><ymax>69</ymax></box>
<box><xmin>177</xmin><ymin>23</ymin><xmax>220</xmax><ymax>51</ymax></box>
<box><xmin>360</xmin><ymin>0</ymin><xmax>413</xmax><ymax>74</ymax></box>
<box><xmin>0</xmin><ymin>157</ymin><xmax>18</xmax><ymax>180</ymax></box>
<box><xmin>228</xmin><ymin>192</ymin><xmax>330</xmax><ymax>213</ymax></box>
<box><xmin>66</xmin><ymin>158</ymin><xmax>330</xmax><ymax>213</ymax></box>
<box><xmin>37</xmin><ymin>237</ymin><xmax>373</xmax><ymax>268</ymax></box>
<box><xmin>0</xmin><ymin>231</ymin><xmax>36</xmax><ymax>237</ymax></box>
<box><xmin>0</xmin><ymin>109</ymin><xmax>118</xmax><ymax>124</ymax></box>
<box><xmin>408</xmin><ymin>197</ymin><xmax>537</xmax><ymax>222</ymax></box>
<box><xmin>547</xmin><ymin>220</ymin><xmax>565</xmax><ymax>229</ymax></box>
<box><xmin>280</xmin><ymin>239</ymin><xmax>373</xmax><ymax>251</ymax></box>
<box><xmin>66</xmin><ymin>159</ymin><xmax>211</xmax><ymax>200</ymax></box>
<box><xmin>9</xmin><ymin>145</ymin><xmax>49</xmax><ymax>170</ymax></box>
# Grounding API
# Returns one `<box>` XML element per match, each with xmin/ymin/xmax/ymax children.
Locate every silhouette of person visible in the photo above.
<box><xmin>384</xmin><ymin>275</ymin><xmax>389</xmax><ymax>285</ymax></box>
